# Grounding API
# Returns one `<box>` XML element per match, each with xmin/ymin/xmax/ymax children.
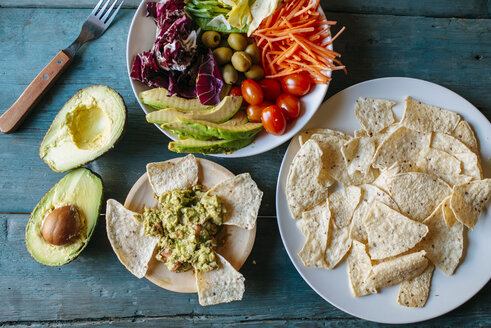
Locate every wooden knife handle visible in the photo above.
<box><xmin>0</xmin><ymin>50</ymin><xmax>73</xmax><ymax>134</ymax></box>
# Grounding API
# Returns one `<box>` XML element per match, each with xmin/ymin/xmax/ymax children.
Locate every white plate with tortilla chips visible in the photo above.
<box><xmin>106</xmin><ymin>155</ymin><xmax>263</xmax><ymax>306</ymax></box>
<box><xmin>276</xmin><ymin>77</ymin><xmax>491</xmax><ymax>323</ymax></box>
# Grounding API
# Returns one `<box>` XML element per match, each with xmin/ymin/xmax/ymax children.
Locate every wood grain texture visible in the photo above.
<box><xmin>0</xmin><ymin>9</ymin><xmax>489</xmax><ymax>215</ymax></box>
<box><xmin>1</xmin><ymin>0</ymin><xmax>489</xmax><ymax>18</ymax></box>
<box><xmin>1</xmin><ymin>214</ymin><xmax>490</xmax><ymax>326</ymax></box>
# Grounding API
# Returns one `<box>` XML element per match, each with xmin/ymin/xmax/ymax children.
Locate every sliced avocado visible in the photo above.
<box><xmin>179</xmin><ymin>118</ymin><xmax>263</xmax><ymax>140</ymax></box>
<box><xmin>221</xmin><ymin>110</ymin><xmax>248</xmax><ymax>126</ymax></box>
<box><xmin>140</xmin><ymin>88</ymin><xmax>212</xmax><ymax>111</ymax></box>
<box><xmin>162</xmin><ymin>121</ymin><xmax>214</xmax><ymax>141</ymax></box>
<box><xmin>146</xmin><ymin>96</ymin><xmax>242</xmax><ymax>125</ymax></box>
<box><xmin>25</xmin><ymin>168</ymin><xmax>103</xmax><ymax>266</ymax></box>
<box><xmin>162</xmin><ymin>111</ymin><xmax>249</xmax><ymax>140</ymax></box>
<box><xmin>39</xmin><ymin>85</ymin><xmax>126</xmax><ymax>172</ymax></box>
<box><xmin>169</xmin><ymin>137</ymin><xmax>254</xmax><ymax>154</ymax></box>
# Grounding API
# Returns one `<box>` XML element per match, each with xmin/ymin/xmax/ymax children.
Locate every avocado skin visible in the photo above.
<box><xmin>179</xmin><ymin>119</ymin><xmax>263</xmax><ymax>140</ymax></box>
<box><xmin>39</xmin><ymin>85</ymin><xmax>127</xmax><ymax>172</ymax></box>
<box><xmin>25</xmin><ymin>168</ymin><xmax>104</xmax><ymax>266</ymax></box>
<box><xmin>169</xmin><ymin>137</ymin><xmax>254</xmax><ymax>154</ymax></box>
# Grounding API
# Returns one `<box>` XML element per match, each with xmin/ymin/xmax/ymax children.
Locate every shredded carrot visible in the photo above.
<box><xmin>252</xmin><ymin>0</ymin><xmax>345</xmax><ymax>83</ymax></box>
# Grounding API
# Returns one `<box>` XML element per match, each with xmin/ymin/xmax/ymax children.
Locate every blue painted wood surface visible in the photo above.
<box><xmin>0</xmin><ymin>1</ymin><xmax>490</xmax><ymax>327</ymax></box>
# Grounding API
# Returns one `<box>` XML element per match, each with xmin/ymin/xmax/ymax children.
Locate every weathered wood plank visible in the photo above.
<box><xmin>0</xmin><ymin>9</ymin><xmax>490</xmax><ymax>215</ymax></box>
<box><xmin>1</xmin><ymin>214</ymin><xmax>490</xmax><ymax>325</ymax></box>
<box><xmin>1</xmin><ymin>0</ymin><xmax>489</xmax><ymax>18</ymax></box>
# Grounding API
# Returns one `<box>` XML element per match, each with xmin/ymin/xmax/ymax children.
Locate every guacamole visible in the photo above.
<box><xmin>139</xmin><ymin>186</ymin><xmax>225</xmax><ymax>273</ymax></box>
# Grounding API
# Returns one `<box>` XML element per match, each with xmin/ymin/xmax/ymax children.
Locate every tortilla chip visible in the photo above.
<box><xmin>372</xmin><ymin>162</ymin><xmax>416</xmax><ymax>193</ymax></box>
<box><xmin>348</xmin><ymin>240</ymin><xmax>378</xmax><ymax>297</ymax></box>
<box><xmin>401</xmin><ymin>96</ymin><xmax>461</xmax><ymax>133</ymax></box>
<box><xmin>364</xmin><ymin>201</ymin><xmax>428</xmax><ymax>260</ymax></box>
<box><xmin>348</xmin><ymin>167</ymin><xmax>378</xmax><ymax>186</ymax></box>
<box><xmin>381</xmin><ymin>172</ymin><xmax>451</xmax><ymax>222</ymax></box>
<box><xmin>431</xmin><ymin>133</ymin><xmax>482</xmax><ymax>179</ymax></box>
<box><xmin>207</xmin><ymin>173</ymin><xmax>262</xmax><ymax>230</ymax></box>
<box><xmin>450</xmin><ymin>179</ymin><xmax>491</xmax><ymax>229</ymax></box>
<box><xmin>452</xmin><ymin>120</ymin><xmax>478</xmax><ymax>153</ymax></box>
<box><xmin>350</xmin><ymin>184</ymin><xmax>399</xmax><ymax>243</ymax></box>
<box><xmin>354</xmin><ymin>97</ymin><xmax>396</xmax><ymax>136</ymax></box>
<box><xmin>342</xmin><ymin>137</ymin><xmax>376</xmax><ymax>176</ymax></box>
<box><xmin>372</xmin><ymin>126</ymin><xmax>431</xmax><ymax>169</ymax></box>
<box><xmin>329</xmin><ymin>186</ymin><xmax>362</xmax><ymax>228</ymax></box>
<box><xmin>365</xmin><ymin>251</ymin><xmax>428</xmax><ymax>290</ymax></box>
<box><xmin>196</xmin><ymin>254</ymin><xmax>245</xmax><ymax>306</ymax></box>
<box><xmin>418</xmin><ymin>204</ymin><xmax>463</xmax><ymax>275</ymax></box>
<box><xmin>297</xmin><ymin>202</ymin><xmax>331</xmax><ymax>268</ymax></box>
<box><xmin>325</xmin><ymin>223</ymin><xmax>352</xmax><ymax>269</ymax></box>
<box><xmin>354</xmin><ymin>129</ymin><xmax>370</xmax><ymax>138</ymax></box>
<box><xmin>372</xmin><ymin>123</ymin><xmax>400</xmax><ymax>148</ymax></box>
<box><xmin>286</xmin><ymin>139</ymin><xmax>332</xmax><ymax>219</ymax></box>
<box><xmin>398</xmin><ymin>263</ymin><xmax>435</xmax><ymax>308</ymax></box>
<box><xmin>415</xmin><ymin>147</ymin><xmax>463</xmax><ymax>186</ymax></box>
<box><xmin>298</xmin><ymin>128</ymin><xmax>350</xmax><ymax>146</ymax></box>
<box><xmin>105</xmin><ymin>199</ymin><xmax>158</xmax><ymax>278</ymax></box>
<box><xmin>147</xmin><ymin>154</ymin><xmax>199</xmax><ymax>196</ymax></box>
<box><xmin>441</xmin><ymin>196</ymin><xmax>458</xmax><ymax>227</ymax></box>
<box><xmin>310</xmin><ymin>134</ymin><xmax>351</xmax><ymax>185</ymax></box>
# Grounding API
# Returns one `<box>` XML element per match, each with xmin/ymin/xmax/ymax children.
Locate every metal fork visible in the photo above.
<box><xmin>0</xmin><ymin>0</ymin><xmax>124</xmax><ymax>134</ymax></box>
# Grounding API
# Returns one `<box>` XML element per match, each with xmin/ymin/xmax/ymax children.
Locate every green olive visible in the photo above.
<box><xmin>222</xmin><ymin>64</ymin><xmax>239</xmax><ymax>85</ymax></box>
<box><xmin>227</xmin><ymin>33</ymin><xmax>248</xmax><ymax>51</ymax></box>
<box><xmin>213</xmin><ymin>47</ymin><xmax>233</xmax><ymax>65</ymax></box>
<box><xmin>201</xmin><ymin>31</ymin><xmax>221</xmax><ymax>48</ymax></box>
<box><xmin>245</xmin><ymin>43</ymin><xmax>261</xmax><ymax>64</ymax></box>
<box><xmin>244</xmin><ymin>65</ymin><xmax>265</xmax><ymax>80</ymax></box>
<box><xmin>231</xmin><ymin>51</ymin><xmax>252</xmax><ymax>72</ymax></box>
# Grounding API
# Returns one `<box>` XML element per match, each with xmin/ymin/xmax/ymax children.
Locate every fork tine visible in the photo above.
<box><xmin>90</xmin><ymin>0</ymin><xmax>105</xmax><ymax>16</ymax></box>
<box><xmin>101</xmin><ymin>0</ymin><xmax>119</xmax><ymax>23</ymax></box>
<box><xmin>96</xmin><ymin>0</ymin><xmax>111</xmax><ymax>18</ymax></box>
<box><xmin>104</xmin><ymin>0</ymin><xmax>124</xmax><ymax>26</ymax></box>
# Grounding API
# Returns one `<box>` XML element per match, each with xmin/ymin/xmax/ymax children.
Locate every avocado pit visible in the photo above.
<box><xmin>41</xmin><ymin>205</ymin><xmax>81</xmax><ymax>246</ymax></box>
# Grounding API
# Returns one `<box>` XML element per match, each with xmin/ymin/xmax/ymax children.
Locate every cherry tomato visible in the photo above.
<box><xmin>258</xmin><ymin>79</ymin><xmax>282</xmax><ymax>101</ymax></box>
<box><xmin>229</xmin><ymin>86</ymin><xmax>242</xmax><ymax>97</ymax></box>
<box><xmin>281</xmin><ymin>72</ymin><xmax>312</xmax><ymax>96</ymax></box>
<box><xmin>276</xmin><ymin>93</ymin><xmax>301</xmax><ymax>119</ymax></box>
<box><xmin>246</xmin><ymin>101</ymin><xmax>273</xmax><ymax>122</ymax></box>
<box><xmin>261</xmin><ymin>105</ymin><xmax>287</xmax><ymax>135</ymax></box>
<box><xmin>241</xmin><ymin>79</ymin><xmax>264</xmax><ymax>105</ymax></box>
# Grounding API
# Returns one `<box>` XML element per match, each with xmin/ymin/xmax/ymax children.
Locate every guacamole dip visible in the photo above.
<box><xmin>139</xmin><ymin>186</ymin><xmax>225</xmax><ymax>273</ymax></box>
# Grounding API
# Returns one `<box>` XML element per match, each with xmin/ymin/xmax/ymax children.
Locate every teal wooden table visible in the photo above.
<box><xmin>1</xmin><ymin>1</ymin><xmax>490</xmax><ymax>326</ymax></box>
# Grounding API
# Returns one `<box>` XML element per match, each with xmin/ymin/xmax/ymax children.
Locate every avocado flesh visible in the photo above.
<box><xmin>25</xmin><ymin>168</ymin><xmax>103</xmax><ymax>266</ymax></box>
<box><xmin>169</xmin><ymin>137</ymin><xmax>254</xmax><ymax>154</ymax></box>
<box><xmin>146</xmin><ymin>96</ymin><xmax>242</xmax><ymax>125</ymax></box>
<box><xmin>162</xmin><ymin>111</ymin><xmax>249</xmax><ymax>141</ymax></box>
<box><xmin>179</xmin><ymin>118</ymin><xmax>263</xmax><ymax>140</ymax></box>
<box><xmin>39</xmin><ymin>85</ymin><xmax>126</xmax><ymax>172</ymax></box>
<box><xmin>140</xmin><ymin>88</ymin><xmax>211</xmax><ymax>111</ymax></box>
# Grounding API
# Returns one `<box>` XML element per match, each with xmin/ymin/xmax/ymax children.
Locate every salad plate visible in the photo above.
<box><xmin>126</xmin><ymin>0</ymin><xmax>333</xmax><ymax>157</ymax></box>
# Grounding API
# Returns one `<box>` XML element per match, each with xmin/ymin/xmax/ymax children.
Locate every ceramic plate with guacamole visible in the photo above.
<box><xmin>105</xmin><ymin>155</ymin><xmax>262</xmax><ymax>306</ymax></box>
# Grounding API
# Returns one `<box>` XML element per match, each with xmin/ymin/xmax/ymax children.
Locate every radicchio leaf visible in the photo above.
<box><xmin>130</xmin><ymin>52</ymin><xmax>170</xmax><ymax>89</ymax></box>
<box><xmin>196</xmin><ymin>49</ymin><xmax>224</xmax><ymax>106</ymax></box>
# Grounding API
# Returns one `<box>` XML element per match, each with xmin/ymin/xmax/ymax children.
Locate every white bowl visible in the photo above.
<box><xmin>126</xmin><ymin>0</ymin><xmax>331</xmax><ymax>157</ymax></box>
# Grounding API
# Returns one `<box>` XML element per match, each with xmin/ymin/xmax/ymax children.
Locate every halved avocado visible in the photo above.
<box><xmin>25</xmin><ymin>168</ymin><xmax>103</xmax><ymax>266</ymax></box>
<box><xmin>39</xmin><ymin>85</ymin><xmax>127</xmax><ymax>172</ymax></box>
<box><xmin>146</xmin><ymin>96</ymin><xmax>242</xmax><ymax>125</ymax></box>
